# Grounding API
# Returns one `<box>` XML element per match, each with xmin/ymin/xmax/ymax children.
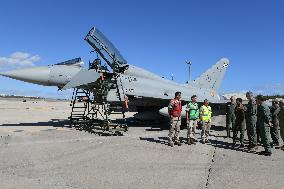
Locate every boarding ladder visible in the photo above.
<box><xmin>69</xmin><ymin>61</ymin><xmax>128</xmax><ymax>134</ymax></box>
<box><xmin>87</xmin><ymin>69</ymin><xmax>128</xmax><ymax>132</ymax></box>
<box><xmin>69</xmin><ymin>88</ymin><xmax>90</xmax><ymax>126</ymax></box>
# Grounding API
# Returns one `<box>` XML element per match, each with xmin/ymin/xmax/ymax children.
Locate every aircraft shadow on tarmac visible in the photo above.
<box><xmin>0</xmin><ymin>118</ymin><xmax>169</xmax><ymax>136</ymax></box>
<box><xmin>0</xmin><ymin>119</ymin><xmax>121</xmax><ymax>136</ymax></box>
<box><xmin>0</xmin><ymin>119</ymin><xmax>169</xmax><ymax>131</ymax></box>
<box><xmin>0</xmin><ymin>119</ymin><xmax>71</xmax><ymax>127</ymax></box>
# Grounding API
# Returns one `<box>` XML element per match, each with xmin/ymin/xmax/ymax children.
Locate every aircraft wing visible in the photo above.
<box><xmin>62</xmin><ymin>69</ymin><xmax>101</xmax><ymax>90</ymax></box>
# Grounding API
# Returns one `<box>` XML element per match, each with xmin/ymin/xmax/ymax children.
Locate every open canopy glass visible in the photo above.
<box><xmin>85</xmin><ymin>27</ymin><xmax>127</xmax><ymax>67</ymax></box>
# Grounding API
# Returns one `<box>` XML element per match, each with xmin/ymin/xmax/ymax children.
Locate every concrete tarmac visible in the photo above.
<box><xmin>0</xmin><ymin>99</ymin><xmax>283</xmax><ymax>189</ymax></box>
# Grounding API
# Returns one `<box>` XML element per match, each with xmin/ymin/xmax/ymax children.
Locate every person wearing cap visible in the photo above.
<box><xmin>233</xmin><ymin>98</ymin><xmax>246</xmax><ymax>148</ymax></box>
<box><xmin>226</xmin><ymin>96</ymin><xmax>236</xmax><ymax>138</ymax></box>
<box><xmin>245</xmin><ymin>91</ymin><xmax>258</xmax><ymax>151</ymax></box>
<box><xmin>167</xmin><ymin>92</ymin><xmax>182</xmax><ymax>147</ymax></box>
<box><xmin>186</xmin><ymin>95</ymin><xmax>199</xmax><ymax>145</ymax></box>
<box><xmin>256</xmin><ymin>95</ymin><xmax>272</xmax><ymax>156</ymax></box>
<box><xmin>279</xmin><ymin>100</ymin><xmax>284</xmax><ymax>151</ymax></box>
<box><xmin>199</xmin><ymin>99</ymin><xmax>212</xmax><ymax>144</ymax></box>
<box><xmin>270</xmin><ymin>99</ymin><xmax>280</xmax><ymax>147</ymax></box>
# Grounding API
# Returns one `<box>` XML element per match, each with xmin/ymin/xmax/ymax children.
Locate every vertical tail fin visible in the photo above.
<box><xmin>188</xmin><ymin>58</ymin><xmax>229</xmax><ymax>92</ymax></box>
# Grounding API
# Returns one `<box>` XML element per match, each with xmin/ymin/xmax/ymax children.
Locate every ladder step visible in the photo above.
<box><xmin>72</xmin><ymin>107</ymin><xmax>86</xmax><ymax>112</ymax></box>
<box><xmin>110</xmin><ymin>106</ymin><xmax>124</xmax><ymax>109</ymax></box>
<box><xmin>70</xmin><ymin>117</ymin><xmax>85</xmax><ymax>119</ymax></box>
<box><xmin>70</xmin><ymin>120</ymin><xmax>90</xmax><ymax>123</ymax></box>
<box><xmin>76</xmin><ymin>91</ymin><xmax>87</xmax><ymax>93</ymax></box>
<box><xmin>109</xmin><ymin>107</ymin><xmax>121</xmax><ymax>110</ymax></box>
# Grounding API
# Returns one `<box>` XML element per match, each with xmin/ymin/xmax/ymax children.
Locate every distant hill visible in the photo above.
<box><xmin>0</xmin><ymin>94</ymin><xmax>68</xmax><ymax>101</ymax></box>
<box><xmin>0</xmin><ymin>94</ymin><xmax>42</xmax><ymax>99</ymax></box>
<box><xmin>262</xmin><ymin>95</ymin><xmax>284</xmax><ymax>101</ymax></box>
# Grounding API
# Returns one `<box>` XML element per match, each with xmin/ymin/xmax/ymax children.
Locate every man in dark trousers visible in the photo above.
<box><xmin>233</xmin><ymin>98</ymin><xmax>246</xmax><ymax>148</ymax></box>
<box><xmin>245</xmin><ymin>91</ymin><xmax>258</xmax><ymax>151</ymax></box>
<box><xmin>279</xmin><ymin>100</ymin><xmax>284</xmax><ymax>151</ymax></box>
<box><xmin>270</xmin><ymin>99</ymin><xmax>280</xmax><ymax>147</ymax></box>
<box><xmin>256</xmin><ymin>95</ymin><xmax>272</xmax><ymax>156</ymax></box>
<box><xmin>226</xmin><ymin>96</ymin><xmax>236</xmax><ymax>138</ymax></box>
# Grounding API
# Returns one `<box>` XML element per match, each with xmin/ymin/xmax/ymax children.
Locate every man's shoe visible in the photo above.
<box><xmin>249</xmin><ymin>145</ymin><xmax>258</xmax><ymax>152</ymax></box>
<box><xmin>187</xmin><ymin>139</ymin><xmax>191</xmax><ymax>145</ymax></box>
<box><xmin>169</xmin><ymin>142</ymin><xmax>174</xmax><ymax>147</ymax></box>
<box><xmin>247</xmin><ymin>144</ymin><xmax>253</xmax><ymax>149</ymax></box>
<box><xmin>175</xmin><ymin>141</ymin><xmax>182</xmax><ymax>146</ymax></box>
<box><xmin>253</xmin><ymin>146</ymin><xmax>259</xmax><ymax>151</ymax></box>
<box><xmin>273</xmin><ymin>142</ymin><xmax>280</xmax><ymax>147</ymax></box>
<box><xmin>270</xmin><ymin>142</ymin><xmax>275</xmax><ymax>148</ymax></box>
<box><xmin>190</xmin><ymin>138</ymin><xmax>196</xmax><ymax>145</ymax></box>
<box><xmin>192</xmin><ymin>138</ymin><xmax>198</xmax><ymax>142</ymax></box>
<box><xmin>201</xmin><ymin>140</ymin><xmax>205</xmax><ymax>144</ymax></box>
<box><xmin>258</xmin><ymin>151</ymin><xmax>272</xmax><ymax>156</ymax></box>
<box><xmin>205</xmin><ymin>139</ymin><xmax>210</xmax><ymax>143</ymax></box>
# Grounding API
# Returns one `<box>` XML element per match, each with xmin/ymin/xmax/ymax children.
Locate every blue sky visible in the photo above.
<box><xmin>0</xmin><ymin>0</ymin><xmax>283</xmax><ymax>98</ymax></box>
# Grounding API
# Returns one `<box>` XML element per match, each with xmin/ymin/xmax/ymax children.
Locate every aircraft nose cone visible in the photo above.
<box><xmin>0</xmin><ymin>67</ymin><xmax>51</xmax><ymax>86</ymax></box>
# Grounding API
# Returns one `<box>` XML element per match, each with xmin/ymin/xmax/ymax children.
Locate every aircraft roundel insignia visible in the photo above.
<box><xmin>210</xmin><ymin>91</ymin><xmax>215</xmax><ymax>97</ymax></box>
<box><xmin>223</xmin><ymin>63</ymin><xmax>228</xmax><ymax>68</ymax></box>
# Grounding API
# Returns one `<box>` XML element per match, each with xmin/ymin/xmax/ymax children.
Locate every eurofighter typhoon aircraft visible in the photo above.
<box><xmin>0</xmin><ymin>27</ymin><xmax>229</xmax><ymax>122</ymax></box>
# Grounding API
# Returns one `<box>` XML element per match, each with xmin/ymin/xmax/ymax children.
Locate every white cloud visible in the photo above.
<box><xmin>0</xmin><ymin>51</ymin><xmax>40</xmax><ymax>68</ymax></box>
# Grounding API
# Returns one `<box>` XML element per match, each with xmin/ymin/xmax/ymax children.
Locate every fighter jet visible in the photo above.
<box><xmin>0</xmin><ymin>27</ymin><xmax>229</xmax><ymax>121</ymax></box>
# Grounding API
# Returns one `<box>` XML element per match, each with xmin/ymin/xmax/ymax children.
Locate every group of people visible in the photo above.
<box><xmin>167</xmin><ymin>92</ymin><xmax>212</xmax><ymax>147</ymax></box>
<box><xmin>226</xmin><ymin>92</ymin><xmax>284</xmax><ymax>156</ymax></box>
<box><xmin>167</xmin><ymin>91</ymin><xmax>284</xmax><ymax>157</ymax></box>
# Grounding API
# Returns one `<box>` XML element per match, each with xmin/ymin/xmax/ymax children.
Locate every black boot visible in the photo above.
<box><xmin>187</xmin><ymin>138</ymin><xmax>191</xmax><ymax>145</ymax></box>
<box><xmin>175</xmin><ymin>141</ymin><xmax>182</xmax><ymax>146</ymax></box>
<box><xmin>258</xmin><ymin>151</ymin><xmax>272</xmax><ymax>156</ymax></box>
<box><xmin>190</xmin><ymin>138</ymin><xmax>196</xmax><ymax>145</ymax></box>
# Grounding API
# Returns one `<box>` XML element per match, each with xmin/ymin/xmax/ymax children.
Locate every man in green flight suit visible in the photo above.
<box><xmin>226</xmin><ymin>96</ymin><xmax>236</xmax><ymax>138</ymax></box>
<box><xmin>270</xmin><ymin>99</ymin><xmax>280</xmax><ymax>147</ymax></box>
<box><xmin>245</xmin><ymin>91</ymin><xmax>258</xmax><ymax>151</ymax></box>
<box><xmin>256</xmin><ymin>95</ymin><xmax>272</xmax><ymax>156</ymax></box>
<box><xmin>186</xmin><ymin>95</ymin><xmax>199</xmax><ymax>145</ymax></box>
<box><xmin>279</xmin><ymin>100</ymin><xmax>284</xmax><ymax>151</ymax></box>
